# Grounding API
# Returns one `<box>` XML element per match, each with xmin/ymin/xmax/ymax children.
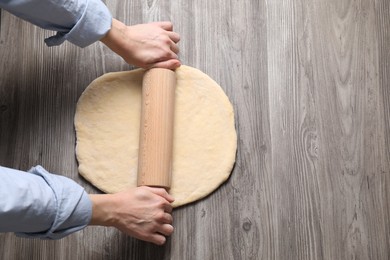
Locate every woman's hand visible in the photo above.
<box><xmin>89</xmin><ymin>186</ymin><xmax>175</xmax><ymax>245</ymax></box>
<box><xmin>100</xmin><ymin>19</ymin><xmax>181</xmax><ymax>69</ymax></box>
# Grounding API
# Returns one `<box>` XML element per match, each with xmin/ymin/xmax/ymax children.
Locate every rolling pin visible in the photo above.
<box><xmin>137</xmin><ymin>68</ymin><xmax>176</xmax><ymax>190</ymax></box>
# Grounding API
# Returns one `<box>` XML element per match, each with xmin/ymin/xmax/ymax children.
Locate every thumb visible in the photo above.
<box><xmin>149</xmin><ymin>59</ymin><xmax>181</xmax><ymax>70</ymax></box>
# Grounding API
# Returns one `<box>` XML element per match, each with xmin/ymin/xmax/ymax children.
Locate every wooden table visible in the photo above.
<box><xmin>1</xmin><ymin>0</ymin><xmax>390</xmax><ymax>259</ymax></box>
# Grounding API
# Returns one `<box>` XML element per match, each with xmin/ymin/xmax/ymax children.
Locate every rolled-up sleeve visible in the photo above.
<box><xmin>0</xmin><ymin>165</ymin><xmax>92</xmax><ymax>239</ymax></box>
<box><xmin>0</xmin><ymin>0</ymin><xmax>112</xmax><ymax>47</ymax></box>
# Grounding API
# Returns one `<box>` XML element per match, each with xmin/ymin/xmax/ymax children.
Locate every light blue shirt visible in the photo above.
<box><xmin>0</xmin><ymin>0</ymin><xmax>112</xmax><ymax>47</ymax></box>
<box><xmin>0</xmin><ymin>0</ymin><xmax>112</xmax><ymax>238</ymax></box>
<box><xmin>0</xmin><ymin>166</ymin><xmax>92</xmax><ymax>239</ymax></box>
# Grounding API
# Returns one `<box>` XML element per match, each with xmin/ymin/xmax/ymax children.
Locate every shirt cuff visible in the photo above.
<box><xmin>44</xmin><ymin>0</ymin><xmax>112</xmax><ymax>48</ymax></box>
<box><xmin>16</xmin><ymin>166</ymin><xmax>92</xmax><ymax>240</ymax></box>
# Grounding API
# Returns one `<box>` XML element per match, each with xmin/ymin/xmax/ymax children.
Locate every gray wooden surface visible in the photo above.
<box><xmin>1</xmin><ymin>0</ymin><xmax>389</xmax><ymax>259</ymax></box>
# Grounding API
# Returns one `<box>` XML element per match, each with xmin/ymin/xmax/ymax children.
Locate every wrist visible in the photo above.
<box><xmin>100</xmin><ymin>19</ymin><xmax>128</xmax><ymax>55</ymax></box>
<box><xmin>88</xmin><ymin>194</ymin><xmax>116</xmax><ymax>227</ymax></box>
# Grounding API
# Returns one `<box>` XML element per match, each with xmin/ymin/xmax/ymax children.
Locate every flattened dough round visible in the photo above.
<box><xmin>75</xmin><ymin>65</ymin><xmax>237</xmax><ymax>207</ymax></box>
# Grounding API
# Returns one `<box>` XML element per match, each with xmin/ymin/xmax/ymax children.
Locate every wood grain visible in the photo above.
<box><xmin>138</xmin><ymin>68</ymin><xmax>175</xmax><ymax>189</ymax></box>
<box><xmin>1</xmin><ymin>0</ymin><xmax>390</xmax><ymax>259</ymax></box>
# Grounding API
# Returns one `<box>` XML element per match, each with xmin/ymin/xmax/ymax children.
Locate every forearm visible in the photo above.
<box><xmin>0</xmin><ymin>166</ymin><xmax>92</xmax><ymax>239</ymax></box>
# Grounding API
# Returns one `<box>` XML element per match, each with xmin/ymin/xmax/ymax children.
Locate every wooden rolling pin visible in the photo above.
<box><xmin>137</xmin><ymin>68</ymin><xmax>176</xmax><ymax>190</ymax></box>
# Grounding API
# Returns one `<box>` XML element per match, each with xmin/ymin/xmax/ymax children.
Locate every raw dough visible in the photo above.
<box><xmin>75</xmin><ymin>65</ymin><xmax>237</xmax><ymax>207</ymax></box>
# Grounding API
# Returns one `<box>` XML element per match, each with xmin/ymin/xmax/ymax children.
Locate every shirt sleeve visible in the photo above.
<box><xmin>0</xmin><ymin>0</ymin><xmax>112</xmax><ymax>47</ymax></box>
<box><xmin>0</xmin><ymin>165</ymin><xmax>92</xmax><ymax>239</ymax></box>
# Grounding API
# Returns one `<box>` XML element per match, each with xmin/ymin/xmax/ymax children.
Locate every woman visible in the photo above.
<box><xmin>0</xmin><ymin>0</ymin><xmax>180</xmax><ymax>245</ymax></box>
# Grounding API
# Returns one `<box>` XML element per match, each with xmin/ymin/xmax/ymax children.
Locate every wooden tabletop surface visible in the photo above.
<box><xmin>1</xmin><ymin>0</ymin><xmax>390</xmax><ymax>259</ymax></box>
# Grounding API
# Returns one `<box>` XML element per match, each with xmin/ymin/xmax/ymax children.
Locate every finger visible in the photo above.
<box><xmin>157</xmin><ymin>223</ymin><xmax>174</xmax><ymax>236</ymax></box>
<box><xmin>159</xmin><ymin>212</ymin><xmax>173</xmax><ymax>224</ymax></box>
<box><xmin>167</xmin><ymin>50</ymin><xmax>179</xmax><ymax>60</ymax></box>
<box><xmin>163</xmin><ymin>203</ymin><xmax>173</xmax><ymax>214</ymax></box>
<box><xmin>170</xmin><ymin>42</ymin><xmax>180</xmax><ymax>54</ymax></box>
<box><xmin>152</xmin><ymin>21</ymin><xmax>173</xmax><ymax>31</ymax></box>
<box><xmin>167</xmin><ymin>31</ymin><xmax>180</xmax><ymax>43</ymax></box>
<box><xmin>149</xmin><ymin>233</ymin><xmax>167</xmax><ymax>246</ymax></box>
<box><xmin>155</xmin><ymin>47</ymin><xmax>178</xmax><ymax>61</ymax></box>
<box><xmin>150</xmin><ymin>59</ymin><xmax>181</xmax><ymax>70</ymax></box>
